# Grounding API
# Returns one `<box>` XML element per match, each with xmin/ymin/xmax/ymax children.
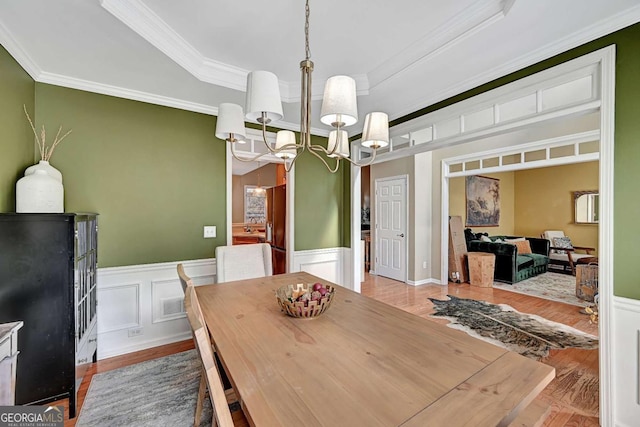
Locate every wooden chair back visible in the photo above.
<box><xmin>177</xmin><ymin>263</ymin><xmax>193</xmax><ymax>293</ymax></box>
<box><xmin>215</xmin><ymin>243</ymin><xmax>273</xmax><ymax>283</ymax></box>
<box><xmin>184</xmin><ymin>285</ymin><xmax>235</xmax><ymax>427</ymax></box>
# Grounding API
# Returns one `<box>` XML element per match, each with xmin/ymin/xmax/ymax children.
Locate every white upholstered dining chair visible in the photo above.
<box><xmin>215</xmin><ymin>243</ymin><xmax>273</xmax><ymax>283</ymax></box>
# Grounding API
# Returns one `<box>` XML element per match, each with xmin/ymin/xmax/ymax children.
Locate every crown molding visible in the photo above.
<box><xmin>369</xmin><ymin>0</ymin><xmax>510</xmax><ymax>90</ymax></box>
<box><xmin>38</xmin><ymin>72</ymin><xmax>220</xmax><ymax>116</ymax></box>
<box><xmin>0</xmin><ymin>20</ymin><xmax>41</xmax><ymax>79</ymax></box>
<box><xmin>100</xmin><ymin>0</ymin><xmax>248</xmax><ymax>91</ymax></box>
<box><xmin>388</xmin><ymin>2</ymin><xmax>640</xmax><ymax>122</ymax></box>
<box><xmin>100</xmin><ymin>0</ymin><xmax>369</xmax><ymax>103</ymax></box>
<box><xmin>35</xmin><ymin>71</ymin><xmax>333</xmax><ymax>136</ymax></box>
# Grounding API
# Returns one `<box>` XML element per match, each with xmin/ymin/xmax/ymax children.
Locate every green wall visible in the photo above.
<box><xmin>34</xmin><ymin>83</ymin><xmax>227</xmax><ymax>267</ymax></box>
<box><xmin>294</xmin><ymin>133</ymin><xmax>347</xmax><ymax>250</ymax></box>
<box><xmin>0</xmin><ymin>45</ymin><xmax>35</xmax><ymax>211</ymax></box>
<box><xmin>392</xmin><ymin>22</ymin><xmax>640</xmax><ymax>299</ymax></box>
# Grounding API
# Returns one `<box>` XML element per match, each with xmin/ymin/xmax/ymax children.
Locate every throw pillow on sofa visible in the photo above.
<box><xmin>513</xmin><ymin>240</ymin><xmax>532</xmax><ymax>254</ymax></box>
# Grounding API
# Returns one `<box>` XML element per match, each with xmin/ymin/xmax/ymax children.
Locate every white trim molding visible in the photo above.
<box><xmin>97</xmin><ymin>258</ymin><xmax>216</xmax><ymax>359</ymax></box>
<box><xmin>97</xmin><ymin>251</ymin><xmax>351</xmax><ymax>358</ymax></box>
<box><xmin>291</xmin><ymin>248</ymin><xmax>349</xmax><ymax>289</ymax></box>
<box><xmin>612</xmin><ymin>296</ymin><xmax>640</xmax><ymax>427</ymax></box>
<box><xmin>99</xmin><ymin>0</ymin><xmax>369</xmax><ymax>102</ymax></box>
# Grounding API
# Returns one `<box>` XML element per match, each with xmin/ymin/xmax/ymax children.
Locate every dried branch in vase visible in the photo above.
<box><xmin>23</xmin><ymin>105</ymin><xmax>72</xmax><ymax>162</ymax></box>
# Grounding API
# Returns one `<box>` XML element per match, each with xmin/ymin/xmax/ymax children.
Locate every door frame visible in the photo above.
<box><xmin>373</xmin><ymin>174</ymin><xmax>409</xmax><ymax>283</ymax></box>
<box><xmin>350</xmin><ymin>46</ymin><xmax>615</xmax><ymax>425</ymax></box>
<box><xmin>225</xmin><ymin>130</ymin><xmax>295</xmax><ymax>273</ymax></box>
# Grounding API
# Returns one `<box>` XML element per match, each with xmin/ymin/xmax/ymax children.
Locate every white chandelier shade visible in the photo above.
<box><xmin>361</xmin><ymin>112</ymin><xmax>390</xmax><ymax>149</ymax></box>
<box><xmin>214</xmin><ymin>103</ymin><xmax>246</xmax><ymax>142</ymax></box>
<box><xmin>327</xmin><ymin>130</ymin><xmax>349</xmax><ymax>158</ymax></box>
<box><xmin>320</xmin><ymin>76</ymin><xmax>358</xmax><ymax>127</ymax></box>
<box><xmin>245</xmin><ymin>71</ymin><xmax>284</xmax><ymax>123</ymax></box>
<box><xmin>274</xmin><ymin>130</ymin><xmax>297</xmax><ymax>159</ymax></box>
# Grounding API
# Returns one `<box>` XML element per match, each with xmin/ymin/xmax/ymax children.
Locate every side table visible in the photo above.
<box><xmin>467</xmin><ymin>252</ymin><xmax>496</xmax><ymax>287</ymax></box>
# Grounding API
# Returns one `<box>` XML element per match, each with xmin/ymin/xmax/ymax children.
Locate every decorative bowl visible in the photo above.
<box><xmin>276</xmin><ymin>282</ymin><xmax>336</xmax><ymax>318</ymax></box>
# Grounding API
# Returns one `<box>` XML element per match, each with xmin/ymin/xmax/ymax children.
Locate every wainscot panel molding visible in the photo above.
<box><xmin>292</xmin><ymin>248</ymin><xmax>349</xmax><ymax>290</ymax></box>
<box><xmin>97</xmin><ymin>258</ymin><xmax>216</xmax><ymax>359</ymax></box>
<box><xmin>612</xmin><ymin>296</ymin><xmax>640</xmax><ymax>427</ymax></box>
<box><xmin>97</xmin><ymin>252</ymin><xmax>351</xmax><ymax>359</ymax></box>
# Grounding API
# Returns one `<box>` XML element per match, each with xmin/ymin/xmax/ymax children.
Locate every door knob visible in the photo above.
<box><xmin>397</xmin><ymin>233</ymin><xmax>405</xmax><ymax>237</ymax></box>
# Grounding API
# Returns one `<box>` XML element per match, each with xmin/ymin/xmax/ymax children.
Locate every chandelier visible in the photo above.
<box><xmin>214</xmin><ymin>0</ymin><xmax>389</xmax><ymax>173</ymax></box>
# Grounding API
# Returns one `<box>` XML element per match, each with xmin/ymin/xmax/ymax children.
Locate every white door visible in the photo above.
<box><xmin>375</xmin><ymin>176</ymin><xmax>407</xmax><ymax>282</ymax></box>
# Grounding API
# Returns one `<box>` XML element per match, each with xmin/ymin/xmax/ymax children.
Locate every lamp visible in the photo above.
<box><xmin>215</xmin><ymin>0</ymin><xmax>388</xmax><ymax>173</ymax></box>
<box><xmin>327</xmin><ymin>130</ymin><xmax>349</xmax><ymax>158</ymax></box>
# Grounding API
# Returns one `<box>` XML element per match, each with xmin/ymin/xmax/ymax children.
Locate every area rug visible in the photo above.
<box><xmin>429</xmin><ymin>295</ymin><xmax>598</xmax><ymax>359</ymax></box>
<box><xmin>493</xmin><ymin>272</ymin><xmax>586</xmax><ymax>307</ymax></box>
<box><xmin>77</xmin><ymin>350</ymin><xmax>219</xmax><ymax>427</ymax></box>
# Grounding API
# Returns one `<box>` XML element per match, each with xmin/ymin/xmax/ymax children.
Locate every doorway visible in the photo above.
<box><xmin>226</xmin><ymin>129</ymin><xmax>295</xmax><ymax>274</ymax></box>
<box><xmin>349</xmin><ymin>46</ymin><xmax>615</xmax><ymax>424</ymax></box>
<box><xmin>374</xmin><ymin>175</ymin><xmax>408</xmax><ymax>282</ymax></box>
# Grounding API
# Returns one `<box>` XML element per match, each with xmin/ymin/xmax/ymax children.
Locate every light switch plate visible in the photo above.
<box><xmin>203</xmin><ymin>226</ymin><xmax>216</xmax><ymax>238</ymax></box>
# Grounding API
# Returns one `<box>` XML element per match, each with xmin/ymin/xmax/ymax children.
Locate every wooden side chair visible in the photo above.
<box><xmin>215</xmin><ymin>243</ymin><xmax>273</xmax><ymax>283</ymax></box>
<box><xmin>541</xmin><ymin>230</ymin><xmax>596</xmax><ymax>275</ymax></box>
<box><xmin>184</xmin><ymin>285</ymin><xmax>247</xmax><ymax>427</ymax></box>
<box><xmin>177</xmin><ymin>263</ymin><xmax>194</xmax><ymax>293</ymax></box>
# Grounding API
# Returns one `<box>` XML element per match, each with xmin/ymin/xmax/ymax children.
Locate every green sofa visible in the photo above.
<box><xmin>468</xmin><ymin>235</ymin><xmax>550</xmax><ymax>284</ymax></box>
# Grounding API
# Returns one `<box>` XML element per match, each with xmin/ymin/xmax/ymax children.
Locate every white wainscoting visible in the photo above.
<box><xmin>96</xmin><ymin>258</ymin><xmax>216</xmax><ymax>359</ymax></box>
<box><xmin>97</xmin><ymin>248</ymin><xmax>349</xmax><ymax>359</ymax></box>
<box><xmin>613</xmin><ymin>296</ymin><xmax>640</xmax><ymax>427</ymax></box>
<box><xmin>291</xmin><ymin>247</ymin><xmax>351</xmax><ymax>289</ymax></box>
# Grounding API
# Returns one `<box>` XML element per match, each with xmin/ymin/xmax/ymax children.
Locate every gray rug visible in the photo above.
<box><xmin>493</xmin><ymin>272</ymin><xmax>586</xmax><ymax>307</ymax></box>
<box><xmin>77</xmin><ymin>350</ymin><xmax>214</xmax><ymax>427</ymax></box>
<box><xmin>429</xmin><ymin>295</ymin><xmax>598</xmax><ymax>359</ymax></box>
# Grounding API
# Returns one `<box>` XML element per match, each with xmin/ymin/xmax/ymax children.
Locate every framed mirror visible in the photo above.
<box><xmin>574</xmin><ymin>190</ymin><xmax>599</xmax><ymax>224</ymax></box>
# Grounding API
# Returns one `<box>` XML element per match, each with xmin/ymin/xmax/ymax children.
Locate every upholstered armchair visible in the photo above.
<box><xmin>541</xmin><ymin>230</ymin><xmax>596</xmax><ymax>275</ymax></box>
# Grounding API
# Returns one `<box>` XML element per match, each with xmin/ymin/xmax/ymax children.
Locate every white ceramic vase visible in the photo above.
<box><xmin>24</xmin><ymin>160</ymin><xmax>63</xmax><ymax>182</ymax></box>
<box><xmin>16</xmin><ymin>162</ymin><xmax>64</xmax><ymax>213</ymax></box>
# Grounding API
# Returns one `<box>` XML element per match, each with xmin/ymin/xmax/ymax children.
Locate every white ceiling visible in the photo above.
<box><xmin>1</xmin><ymin>0</ymin><xmax>639</xmax><ymax>140</ymax></box>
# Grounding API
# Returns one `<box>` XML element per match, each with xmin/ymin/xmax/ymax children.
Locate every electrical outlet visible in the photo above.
<box><xmin>423</xmin><ymin>261</ymin><xmax>428</xmax><ymax>269</ymax></box>
<box><xmin>128</xmin><ymin>327</ymin><xmax>143</xmax><ymax>337</ymax></box>
<box><xmin>203</xmin><ymin>226</ymin><xmax>216</xmax><ymax>238</ymax></box>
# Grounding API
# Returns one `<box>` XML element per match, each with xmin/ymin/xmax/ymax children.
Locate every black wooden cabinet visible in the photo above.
<box><xmin>0</xmin><ymin>213</ymin><xmax>98</xmax><ymax>418</ymax></box>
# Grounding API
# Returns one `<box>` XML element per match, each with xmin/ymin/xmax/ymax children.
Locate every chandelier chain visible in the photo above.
<box><xmin>305</xmin><ymin>0</ymin><xmax>311</xmax><ymax>61</ymax></box>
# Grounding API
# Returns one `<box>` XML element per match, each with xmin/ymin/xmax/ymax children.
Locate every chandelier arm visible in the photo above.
<box><xmin>307</xmin><ymin>146</ymin><xmax>341</xmax><ymax>173</ymax></box>
<box><xmin>341</xmin><ymin>146</ymin><xmax>378</xmax><ymax>167</ymax></box>
<box><xmin>308</xmin><ymin>143</ymin><xmax>333</xmax><ymax>156</ymax></box>
<box><xmin>230</xmin><ymin>142</ymin><xmax>277</xmax><ymax>163</ymax></box>
<box><xmin>283</xmin><ymin>155</ymin><xmax>299</xmax><ymax>173</ymax></box>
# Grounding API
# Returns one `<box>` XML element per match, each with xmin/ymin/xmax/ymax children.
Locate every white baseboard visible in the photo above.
<box><xmin>612</xmin><ymin>296</ymin><xmax>640</xmax><ymax>426</ymax></box>
<box><xmin>407</xmin><ymin>278</ymin><xmax>443</xmax><ymax>286</ymax></box>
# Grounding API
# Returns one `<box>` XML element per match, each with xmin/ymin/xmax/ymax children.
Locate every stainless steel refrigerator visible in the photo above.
<box><xmin>266</xmin><ymin>184</ymin><xmax>286</xmax><ymax>274</ymax></box>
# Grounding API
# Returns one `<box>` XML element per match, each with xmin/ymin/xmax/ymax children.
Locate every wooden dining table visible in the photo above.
<box><xmin>196</xmin><ymin>272</ymin><xmax>555</xmax><ymax>426</ymax></box>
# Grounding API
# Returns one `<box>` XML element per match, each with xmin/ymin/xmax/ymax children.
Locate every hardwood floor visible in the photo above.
<box><xmin>56</xmin><ymin>273</ymin><xmax>599</xmax><ymax>426</ymax></box>
<box><xmin>361</xmin><ymin>274</ymin><xmax>599</xmax><ymax>427</ymax></box>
